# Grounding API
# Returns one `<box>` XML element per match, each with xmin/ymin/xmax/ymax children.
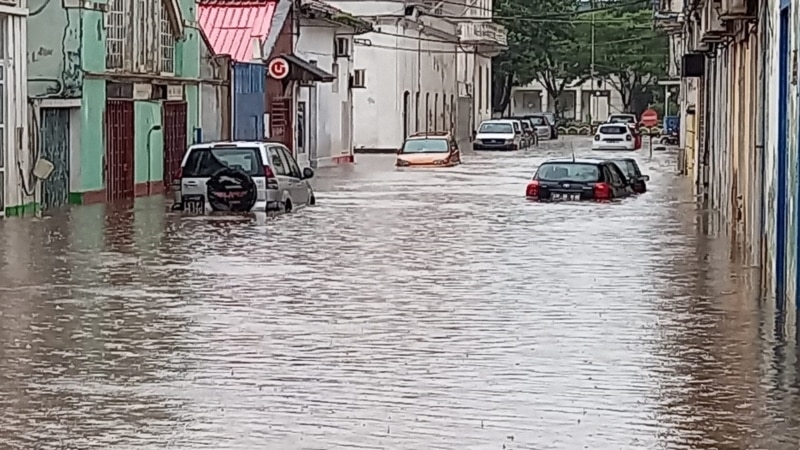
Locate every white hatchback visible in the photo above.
<box><xmin>592</xmin><ymin>124</ymin><xmax>636</xmax><ymax>151</ymax></box>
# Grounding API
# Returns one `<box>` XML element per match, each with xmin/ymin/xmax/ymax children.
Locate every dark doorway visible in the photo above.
<box><xmin>163</xmin><ymin>101</ymin><xmax>188</xmax><ymax>191</ymax></box>
<box><xmin>402</xmin><ymin>91</ymin><xmax>410</xmax><ymax>138</ymax></box>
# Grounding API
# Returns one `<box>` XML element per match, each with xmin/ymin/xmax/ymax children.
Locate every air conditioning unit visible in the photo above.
<box><xmin>700</xmin><ymin>0</ymin><xmax>725</xmax><ymax>42</ymax></box>
<box><xmin>720</xmin><ymin>0</ymin><xmax>753</xmax><ymax>19</ymax></box>
<box><xmin>350</xmin><ymin>69</ymin><xmax>366</xmax><ymax>88</ymax></box>
<box><xmin>335</xmin><ymin>37</ymin><xmax>350</xmax><ymax>58</ymax></box>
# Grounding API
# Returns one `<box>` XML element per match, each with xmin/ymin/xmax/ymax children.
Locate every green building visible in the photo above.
<box><xmin>25</xmin><ymin>0</ymin><xmax>201</xmax><ymax>212</ymax></box>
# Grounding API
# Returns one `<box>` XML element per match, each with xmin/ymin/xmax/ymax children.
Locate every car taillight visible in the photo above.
<box><xmin>594</xmin><ymin>135</ymin><xmax>600</xmax><ymax>141</ymax></box>
<box><xmin>526</xmin><ymin>180</ymin><xmax>540</xmax><ymax>198</ymax></box>
<box><xmin>593</xmin><ymin>182</ymin><xmax>611</xmax><ymax>200</ymax></box>
<box><xmin>625</xmin><ymin>135</ymin><xmax>632</xmax><ymax>141</ymax></box>
<box><xmin>264</xmin><ymin>165</ymin><xmax>275</xmax><ymax>178</ymax></box>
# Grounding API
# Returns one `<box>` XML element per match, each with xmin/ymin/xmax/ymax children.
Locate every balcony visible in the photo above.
<box><xmin>652</xmin><ymin>0</ymin><xmax>681</xmax><ymax>33</ymax></box>
<box><xmin>458</xmin><ymin>21</ymin><xmax>508</xmax><ymax>52</ymax></box>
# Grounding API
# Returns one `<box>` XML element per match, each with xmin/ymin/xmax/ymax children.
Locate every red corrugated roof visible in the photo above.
<box><xmin>197</xmin><ymin>0</ymin><xmax>277</xmax><ymax>63</ymax></box>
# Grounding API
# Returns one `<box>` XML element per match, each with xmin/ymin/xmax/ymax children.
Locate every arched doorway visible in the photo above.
<box><xmin>403</xmin><ymin>91</ymin><xmax>410</xmax><ymax>138</ymax></box>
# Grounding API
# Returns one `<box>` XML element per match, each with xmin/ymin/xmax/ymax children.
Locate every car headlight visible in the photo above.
<box><xmin>505</xmin><ymin>139</ymin><xmax>514</xmax><ymax>144</ymax></box>
<box><xmin>396</xmin><ymin>159</ymin><xmax>410</xmax><ymax>167</ymax></box>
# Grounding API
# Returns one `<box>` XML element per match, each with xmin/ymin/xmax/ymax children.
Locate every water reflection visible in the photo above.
<box><xmin>0</xmin><ymin>139</ymin><xmax>798</xmax><ymax>448</ymax></box>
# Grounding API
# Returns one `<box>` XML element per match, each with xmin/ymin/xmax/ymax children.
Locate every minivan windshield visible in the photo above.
<box><xmin>528</xmin><ymin>116</ymin><xmax>545</xmax><ymax>126</ymax></box>
<box><xmin>183</xmin><ymin>147</ymin><xmax>264</xmax><ymax>177</ymax></box>
<box><xmin>479</xmin><ymin>122</ymin><xmax>513</xmax><ymax>134</ymax></box>
<box><xmin>608</xmin><ymin>115</ymin><xmax>636</xmax><ymax>124</ymax></box>
<box><xmin>536</xmin><ymin>163</ymin><xmax>600</xmax><ymax>183</ymax></box>
<box><xmin>403</xmin><ymin>138</ymin><xmax>449</xmax><ymax>154</ymax></box>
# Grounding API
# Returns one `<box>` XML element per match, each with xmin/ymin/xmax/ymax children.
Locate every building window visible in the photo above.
<box><xmin>442</xmin><ymin>94</ymin><xmax>447</xmax><ymax>131</ymax></box>
<box><xmin>434</xmin><ymin>93</ymin><xmax>439</xmax><ymax>130</ymax></box>
<box><xmin>331</xmin><ymin>63</ymin><xmax>339</xmax><ymax>93</ymax></box>
<box><xmin>106</xmin><ymin>0</ymin><xmax>128</xmax><ymax>69</ymax></box>
<box><xmin>484</xmin><ymin>66</ymin><xmax>490</xmax><ymax>113</ymax></box>
<box><xmin>160</xmin><ymin>1</ymin><xmax>175</xmax><ymax>73</ymax></box>
<box><xmin>415</xmin><ymin>92</ymin><xmax>421</xmax><ymax>131</ymax></box>
<box><xmin>297</xmin><ymin>101</ymin><xmax>306</xmax><ymax>153</ymax></box>
<box><xmin>477</xmin><ymin>69</ymin><xmax>482</xmax><ymax>111</ymax></box>
<box><xmin>450</xmin><ymin>94</ymin><xmax>455</xmax><ymax>130</ymax></box>
<box><xmin>425</xmin><ymin>93</ymin><xmax>430</xmax><ymax>131</ymax></box>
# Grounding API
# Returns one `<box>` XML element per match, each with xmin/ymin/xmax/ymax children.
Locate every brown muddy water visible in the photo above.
<box><xmin>0</xmin><ymin>138</ymin><xmax>798</xmax><ymax>449</ymax></box>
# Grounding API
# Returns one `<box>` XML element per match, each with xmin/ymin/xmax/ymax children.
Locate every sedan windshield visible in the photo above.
<box><xmin>403</xmin><ymin>138</ymin><xmax>449</xmax><ymax>154</ymax></box>
<box><xmin>536</xmin><ymin>163</ymin><xmax>600</xmax><ymax>183</ymax></box>
<box><xmin>528</xmin><ymin>116</ymin><xmax>545</xmax><ymax>126</ymax></box>
<box><xmin>608</xmin><ymin>115</ymin><xmax>635</xmax><ymax>124</ymax></box>
<box><xmin>479</xmin><ymin>122</ymin><xmax>513</xmax><ymax>133</ymax></box>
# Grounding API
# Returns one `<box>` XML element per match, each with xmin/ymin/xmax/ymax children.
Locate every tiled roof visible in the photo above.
<box><xmin>197</xmin><ymin>0</ymin><xmax>277</xmax><ymax>62</ymax></box>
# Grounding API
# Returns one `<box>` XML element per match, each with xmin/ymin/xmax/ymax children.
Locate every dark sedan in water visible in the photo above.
<box><xmin>526</xmin><ymin>158</ymin><xmax>633</xmax><ymax>201</ymax></box>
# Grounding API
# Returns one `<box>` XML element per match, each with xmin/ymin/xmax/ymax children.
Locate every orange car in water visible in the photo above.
<box><xmin>396</xmin><ymin>132</ymin><xmax>462</xmax><ymax>167</ymax></box>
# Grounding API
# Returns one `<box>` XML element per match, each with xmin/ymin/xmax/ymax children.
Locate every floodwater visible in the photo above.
<box><xmin>0</xmin><ymin>137</ymin><xmax>798</xmax><ymax>449</ymax></box>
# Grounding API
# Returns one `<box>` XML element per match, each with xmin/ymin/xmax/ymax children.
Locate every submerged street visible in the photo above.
<box><xmin>0</xmin><ymin>138</ymin><xmax>796</xmax><ymax>449</ymax></box>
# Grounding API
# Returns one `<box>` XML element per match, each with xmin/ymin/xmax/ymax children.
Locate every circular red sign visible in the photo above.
<box><xmin>641</xmin><ymin>109</ymin><xmax>658</xmax><ymax>127</ymax></box>
<box><xmin>268</xmin><ymin>58</ymin><xmax>289</xmax><ymax>79</ymax></box>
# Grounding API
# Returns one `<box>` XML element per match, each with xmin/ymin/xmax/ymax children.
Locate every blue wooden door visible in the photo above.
<box><xmin>40</xmin><ymin>108</ymin><xmax>71</xmax><ymax>211</ymax></box>
<box><xmin>232</xmin><ymin>63</ymin><xmax>266</xmax><ymax>141</ymax></box>
<box><xmin>777</xmin><ymin>6</ymin><xmax>790</xmax><ymax>304</ymax></box>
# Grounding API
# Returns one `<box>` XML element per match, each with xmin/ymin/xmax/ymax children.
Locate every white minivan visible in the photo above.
<box><xmin>592</xmin><ymin>124</ymin><xmax>636</xmax><ymax>151</ymax></box>
<box><xmin>173</xmin><ymin>141</ymin><xmax>316</xmax><ymax>213</ymax></box>
<box><xmin>473</xmin><ymin>119</ymin><xmax>522</xmax><ymax>151</ymax></box>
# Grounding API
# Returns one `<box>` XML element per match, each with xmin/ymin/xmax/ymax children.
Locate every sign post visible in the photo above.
<box><xmin>641</xmin><ymin>108</ymin><xmax>658</xmax><ymax>158</ymax></box>
<box><xmin>268</xmin><ymin>57</ymin><xmax>289</xmax><ymax>80</ymax></box>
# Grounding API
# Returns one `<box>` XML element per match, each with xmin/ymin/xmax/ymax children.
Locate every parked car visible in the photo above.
<box><xmin>525</xmin><ymin>114</ymin><xmax>553</xmax><ymax>141</ymax></box>
<box><xmin>396</xmin><ymin>131</ymin><xmax>461</xmax><ymax>167</ymax></box>
<box><xmin>525</xmin><ymin>158</ymin><xmax>633</xmax><ymax>202</ymax></box>
<box><xmin>608</xmin><ymin>157</ymin><xmax>649</xmax><ymax>193</ymax></box>
<box><xmin>606</xmin><ymin>113</ymin><xmax>642</xmax><ymax>148</ymax></box>
<box><xmin>173</xmin><ymin>141</ymin><xmax>315</xmax><ymax>213</ymax></box>
<box><xmin>592</xmin><ymin>123</ymin><xmax>636</xmax><ymax>151</ymax></box>
<box><xmin>473</xmin><ymin>120</ymin><xmax>522</xmax><ymax>151</ymax></box>
<box><xmin>502</xmin><ymin>116</ymin><xmax>538</xmax><ymax>146</ymax></box>
<box><xmin>541</xmin><ymin>112</ymin><xmax>558</xmax><ymax>138</ymax></box>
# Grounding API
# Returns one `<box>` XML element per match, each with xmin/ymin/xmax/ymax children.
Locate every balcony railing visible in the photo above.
<box><xmin>458</xmin><ymin>22</ymin><xmax>508</xmax><ymax>47</ymax></box>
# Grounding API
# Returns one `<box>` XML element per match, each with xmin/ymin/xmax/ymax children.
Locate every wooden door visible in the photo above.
<box><xmin>40</xmin><ymin>108</ymin><xmax>71</xmax><ymax>211</ymax></box>
<box><xmin>105</xmin><ymin>100</ymin><xmax>135</xmax><ymax>202</ymax></box>
<box><xmin>163</xmin><ymin>101</ymin><xmax>188</xmax><ymax>190</ymax></box>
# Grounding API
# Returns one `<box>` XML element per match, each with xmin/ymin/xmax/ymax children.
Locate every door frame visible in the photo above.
<box><xmin>777</xmin><ymin>4</ymin><xmax>790</xmax><ymax>305</ymax></box>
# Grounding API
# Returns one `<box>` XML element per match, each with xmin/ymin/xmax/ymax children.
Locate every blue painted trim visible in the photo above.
<box><xmin>777</xmin><ymin>8</ymin><xmax>790</xmax><ymax>308</ymax></box>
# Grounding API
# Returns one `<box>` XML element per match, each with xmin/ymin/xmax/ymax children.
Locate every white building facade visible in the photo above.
<box><xmin>1</xmin><ymin>0</ymin><xmax>29</xmax><ymax>217</ymax></box>
<box><xmin>510</xmin><ymin>78</ymin><xmax>626</xmax><ymax>122</ymax></box>
<box><xmin>295</xmin><ymin>0</ymin><xmax>371</xmax><ymax>167</ymax></box>
<box><xmin>328</xmin><ymin>0</ymin><xmax>505</xmax><ymax>151</ymax></box>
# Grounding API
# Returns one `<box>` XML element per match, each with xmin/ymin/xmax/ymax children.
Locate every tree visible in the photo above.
<box><xmin>591</xmin><ymin>7</ymin><xmax>669</xmax><ymax>113</ymax></box>
<box><xmin>492</xmin><ymin>0</ymin><xmax>587</xmax><ymax>115</ymax></box>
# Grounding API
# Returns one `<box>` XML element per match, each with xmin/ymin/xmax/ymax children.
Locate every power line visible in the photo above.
<box><xmin>355</xmin><ymin>35</ymin><xmax>663</xmax><ymax>53</ymax></box>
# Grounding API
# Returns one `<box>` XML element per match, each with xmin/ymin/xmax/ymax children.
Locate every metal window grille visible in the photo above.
<box><xmin>106</xmin><ymin>0</ymin><xmax>127</xmax><ymax>69</ymax></box>
<box><xmin>160</xmin><ymin>1</ymin><xmax>175</xmax><ymax>73</ymax></box>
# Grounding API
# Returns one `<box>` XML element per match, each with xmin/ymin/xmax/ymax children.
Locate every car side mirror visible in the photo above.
<box><xmin>515</xmin><ymin>130</ymin><xmax>521</xmax><ymax>135</ymax></box>
<box><xmin>397</xmin><ymin>148</ymin><xmax>402</xmax><ymax>154</ymax></box>
<box><xmin>302</xmin><ymin>167</ymin><xmax>314</xmax><ymax>179</ymax></box>
<box><xmin>641</xmin><ymin>175</ymin><xmax>650</xmax><ymax>181</ymax></box>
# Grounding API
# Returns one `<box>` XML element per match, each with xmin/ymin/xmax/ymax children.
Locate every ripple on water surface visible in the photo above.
<box><xmin>0</xmin><ymin>139</ymin><xmax>797</xmax><ymax>449</ymax></box>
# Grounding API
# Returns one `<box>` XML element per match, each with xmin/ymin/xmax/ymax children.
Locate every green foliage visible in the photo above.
<box><xmin>589</xmin><ymin>7</ymin><xmax>669</xmax><ymax>110</ymax></box>
<box><xmin>492</xmin><ymin>0</ymin><xmax>668</xmax><ymax>115</ymax></box>
<box><xmin>492</xmin><ymin>0</ymin><xmax>586</xmax><ymax>113</ymax></box>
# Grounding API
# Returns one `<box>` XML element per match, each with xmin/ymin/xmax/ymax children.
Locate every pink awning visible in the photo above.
<box><xmin>197</xmin><ymin>0</ymin><xmax>277</xmax><ymax>63</ymax></box>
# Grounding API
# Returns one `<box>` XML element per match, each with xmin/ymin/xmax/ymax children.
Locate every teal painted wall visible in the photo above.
<box><xmin>178</xmin><ymin>0</ymin><xmax>202</xmax><ymax>145</ymax></box>
<box><xmin>27</xmin><ymin>0</ymin><xmax>83</xmax><ymax>97</ymax></box>
<box><xmin>134</xmin><ymin>102</ymin><xmax>164</xmax><ymax>184</ymax></box>
<box><xmin>80</xmin><ymin>80</ymin><xmax>106</xmax><ymax>192</ymax></box>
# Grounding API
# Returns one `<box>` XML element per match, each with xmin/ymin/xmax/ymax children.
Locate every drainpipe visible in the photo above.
<box><xmin>756</xmin><ymin>6</ymin><xmax>767</xmax><ymax>280</ymax></box>
<box><xmin>146</xmin><ymin>124</ymin><xmax>162</xmax><ymax>195</ymax></box>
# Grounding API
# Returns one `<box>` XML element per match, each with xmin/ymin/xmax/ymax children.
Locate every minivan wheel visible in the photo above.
<box><xmin>309</xmin><ymin>194</ymin><xmax>316</xmax><ymax>206</ymax></box>
<box><xmin>283</xmin><ymin>198</ymin><xmax>293</xmax><ymax>213</ymax></box>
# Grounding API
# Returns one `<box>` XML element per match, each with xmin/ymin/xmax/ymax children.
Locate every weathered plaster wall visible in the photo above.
<box><xmin>27</xmin><ymin>0</ymin><xmax>83</xmax><ymax>98</ymax></box>
<box><xmin>77</xmin><ymin>9</ymin><xmax>105</xmax><ymax>193</ymax></box>
<box><xmin>134</xmin><ymin>101</ymin><xmax>164</xmax><ymax>184</ymax></box>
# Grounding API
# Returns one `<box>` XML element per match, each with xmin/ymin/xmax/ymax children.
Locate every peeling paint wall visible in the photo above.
<box><xmin>27</xmin><ymin>0</ymin><xmax>83</xmax><ymax>98</ymax></box>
